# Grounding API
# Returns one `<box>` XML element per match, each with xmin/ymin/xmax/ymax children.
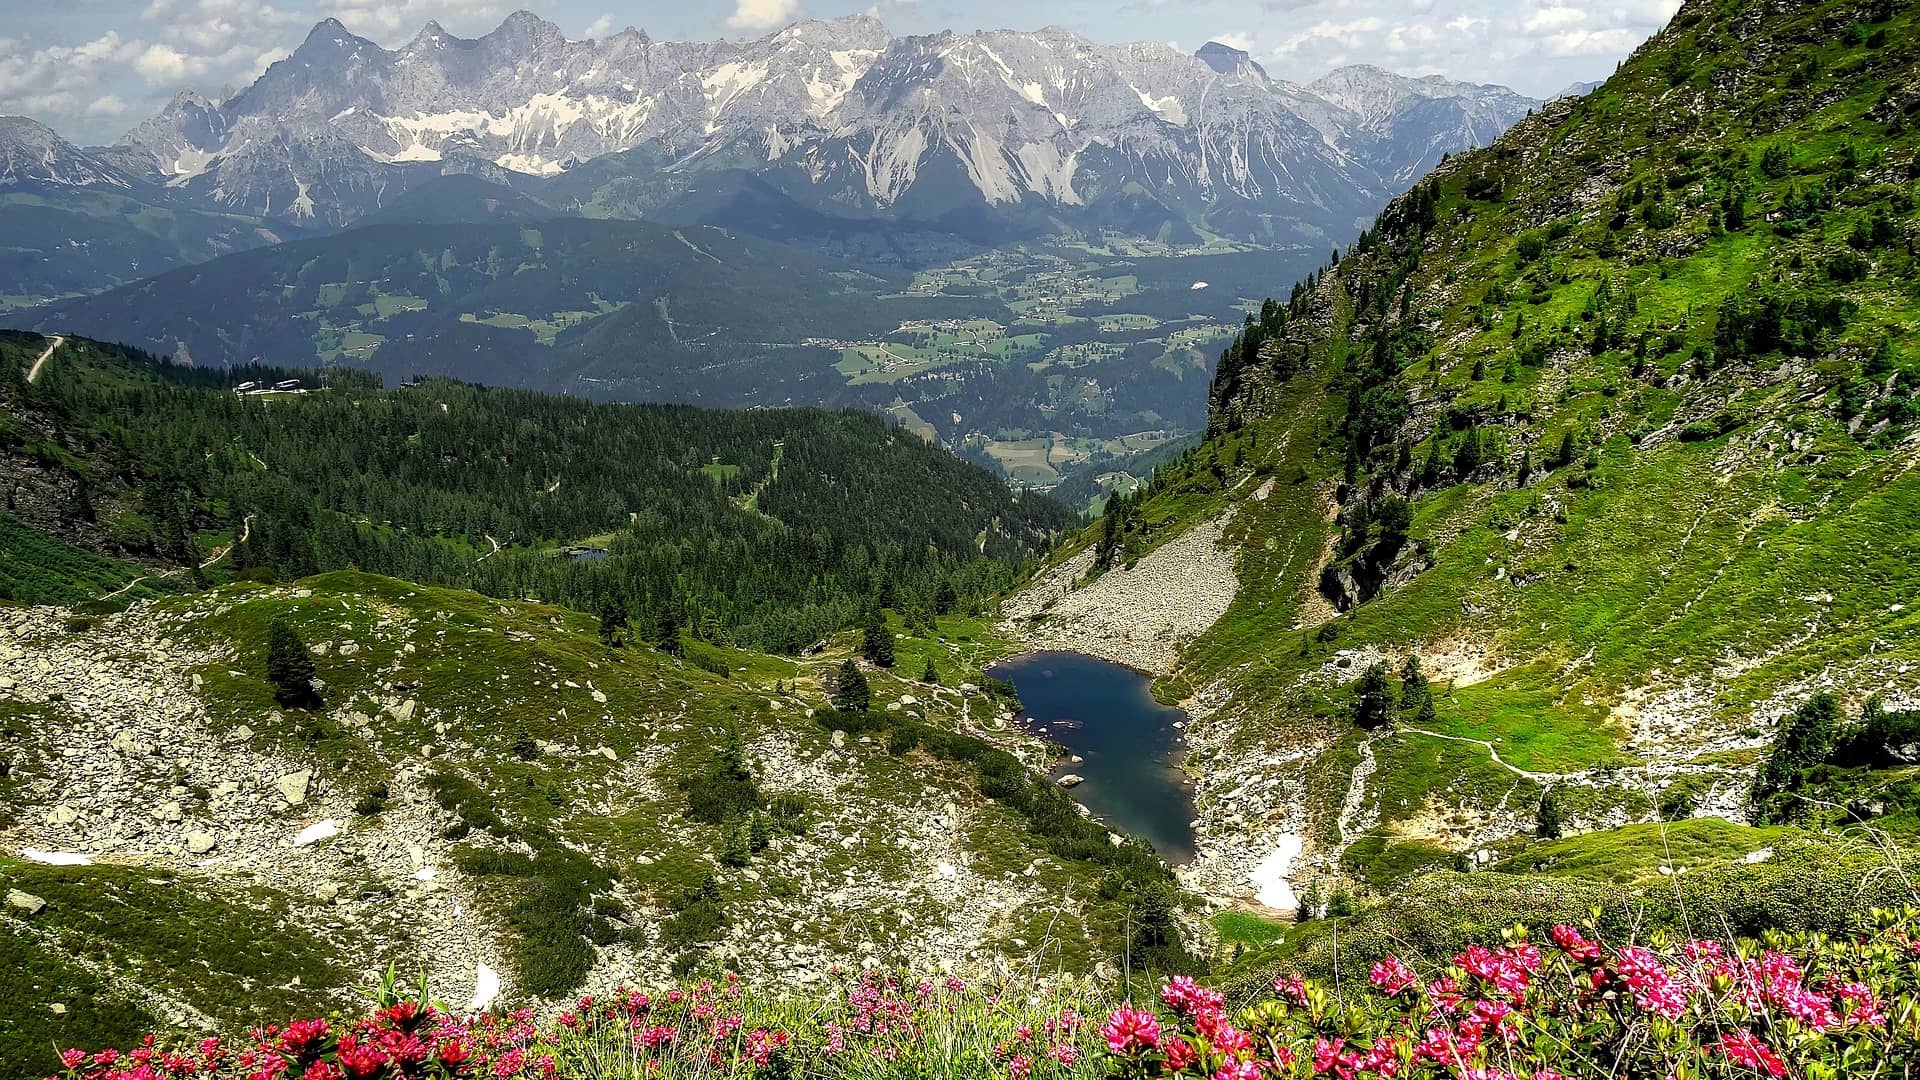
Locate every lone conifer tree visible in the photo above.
<box><xmin>598</xmin><ymin>601</ymin><xmax>627</xmax><ymax>647</ymax></box>
<box><xmin>266</xmin><ymin>619</ymin><xmax>317</xmax><ymax>707</ymax></box>
<box><xmin>1354</xmin><ymin>662</ymin><xmax>1396</xmax><ymax>729</ymax></box>
<box><xmin>832</xmin><ymin>659</ymin><xmax>870</xmax><ymax>712</ymax></box>
<box><xmin>1537</xmin><ymin>787</ymin><xmax>1564</xmax><ymax>839</ymax></box>
<box><xmin>1399</xmin><ymin>654</ymin><xmax>1434</xmax><ymax>725</ymax></box>
<box><xmin>655</xmin><ymin>610</ymin><xmax>682</xmax><ymax>657</ymax></box>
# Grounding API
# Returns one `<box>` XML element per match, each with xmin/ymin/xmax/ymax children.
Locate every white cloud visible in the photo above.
<box><xmin>727</xmin><ymin>0</ymin><xmax>802</xmax><ymax>32</ymax></box>
<box><xmin>0</xmin><ymin>31</ymin><xmax>147</xmax><ymax>126</ymax></box>
<box><xmin>1210</xmin><ymin>31</ymin><xmax>1255</xmax><ymax>51</ymax></box>
<box><xmin>582</xmin><ymin>14</ymin><xmax>617</xmax><ymax>39</ymax></box>
<box><xmin>1272</xmin><ymin>16</ymin><xmax>1388</xmax><ymax>59</ymax></box>
<box><xmin>134</xmin><ymin>42</ymin><xmax>203</xmax><ymax>84</ymax></box>
<box><xmin>1521</xmin><ymin>6</ymin><xmax>1588</xmax><ymax>34</ymax></box>
<box><xmin>86</xmin><ymin>94</ymin><xmax>131</xmax><ymax>116</ymax></box>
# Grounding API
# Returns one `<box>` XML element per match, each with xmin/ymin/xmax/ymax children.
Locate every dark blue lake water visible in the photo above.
<box><xmin>986</xmin><ymin>651</ymin><xmax>1197</xmax><ymax>864</ymax></box>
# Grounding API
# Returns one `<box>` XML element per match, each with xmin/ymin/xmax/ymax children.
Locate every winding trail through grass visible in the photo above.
<box><xmin>1400</xmin><ymin>724</ymin><xmax>1560</xmax><ymax>782</ymax></box>
<box><xmin>25</xmin><ymin>335</ymin><xmax>64</xmax><ymax>383</ymax></box>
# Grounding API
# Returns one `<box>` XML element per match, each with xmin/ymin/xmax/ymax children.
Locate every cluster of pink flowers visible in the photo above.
<box><xmin>43</xmin><ymin>916</ymin><xmax>1920</xmax><ymax>1080</ymax></box>
<box><xmin>49</xmin><ymin>1001</ymin><xmax>544</xmax><ymax>1080</ymax></box>
<box><xmin>1100</xmin><ymin>919</ymin><xmax>1920</xmax><ymax>1080</ymax></box>
<box><xmin>47</xmin><ymin>980</ymin><xmax>798</xmax><ymax>1080</ymax></box>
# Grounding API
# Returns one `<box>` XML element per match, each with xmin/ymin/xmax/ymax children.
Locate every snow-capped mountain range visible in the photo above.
<box><xmin>3</xmin><ymin>12</ymin><xmax>1537</xmax><ymax>243</ymax></box>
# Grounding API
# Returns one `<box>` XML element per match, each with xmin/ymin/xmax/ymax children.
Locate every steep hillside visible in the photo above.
<box><xmin>1024</xmin><ymin>0</ymin><xmax>1920</xmax><ymax>908</ymax></box>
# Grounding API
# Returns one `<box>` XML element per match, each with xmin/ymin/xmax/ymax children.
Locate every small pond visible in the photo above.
<box><xmin>986</xmin><ymin>650</ymin><xmax>1197</xmax><ymax>864</ymax></box>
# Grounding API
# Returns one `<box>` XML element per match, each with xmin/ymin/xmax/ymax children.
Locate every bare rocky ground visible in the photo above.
<box><xmin>0</xmin><ymin>603</ymin><xmax>508</xmax><ymax>1010</ymax></box>
<box><xmin>1000</xmin><ymin>513</ymin><xmax>1239</xmax><ymax>675</ymax></box>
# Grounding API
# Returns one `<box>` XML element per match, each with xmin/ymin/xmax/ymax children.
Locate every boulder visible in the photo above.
<box><xmin>185</xmin><ymin>831</ymin><xmax>218</xmax><ymax>855</ymax></box>
<box><xmin>1057</xmin><ymin>774</ymin><xmax>1086</xmax><ymax>787</ymax></box>
<box><xmin>6</xmin><ymin>889</ymin><xmax>46</xmax><ymax>916</ymax></box>
<box><xmin>277</xmin><ymin>770</ymin><xmax>312</xmax><ymax>806</ymax></box>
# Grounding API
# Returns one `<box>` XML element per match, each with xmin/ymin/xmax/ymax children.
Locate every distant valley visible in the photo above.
<box><xmin>0</xmin><ymin>14</ymin><xmax>1544</xmax><ymax>501</ymax></box>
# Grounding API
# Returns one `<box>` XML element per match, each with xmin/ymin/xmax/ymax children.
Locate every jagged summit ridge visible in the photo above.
<box><xmin>85</xmin><ymin>11</ymin><xmax>1539</xmax><ymax>232</ymax></box>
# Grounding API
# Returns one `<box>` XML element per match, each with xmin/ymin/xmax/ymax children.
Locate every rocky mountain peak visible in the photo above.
<box><xmin>1196</xmin><ymin>41</ymin><xmax>1267</xmax><ymax>80</ymax></box>
<box><xmin>0</xmin><ymin>115</ymin><xmax>133</xmax><ymax>188</ymax></box>
<box><xmin>485</xmin><ymin>10</ymin><xmax>568</xmax><ymax>50</ymax></box>
<box><xmin>92</xmin><ymin>10</ymin><xmax>1539</xmax><ymax>232</ymax></box>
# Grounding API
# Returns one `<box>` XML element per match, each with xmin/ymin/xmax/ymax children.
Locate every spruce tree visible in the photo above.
<box><xmin>1354</xmin><ymin>662</ymin><xmax>1396</xmax><ymax>729</ymax></box>
<box><xmin>832</xmin><ymin>659</ymin><xmax>870</xmax><ymax>712</ymax></box>
<box><xmin>1399</xmin><ymin>654</ymin><xmax>1433</xmax><ymax>725</ymax></box>
<box><xmin>266</xmin><ymin>618</ymin><xmax>317</xmax><ymax>707</ymax></box>
<box><xmin>598</xmin><ymin>601</ymin><xmax>627</xmax><ymax>647</ymax></box>
<box><xmin>655</xmin><ymin>610</ymin><xmax>682</xmax><ymax>657</ymax></box>
<box><xmin>720</xmin><ymin>819</ymin><xmax>751</xmax><ymax>867</ymax></box>
<box><xmin>1536</xmin><ymin>787</ymin><xmax>1564</xmax><ymax>839</ymax></box>
<box><xmin>921</xmin><ymin>657</ymin><xmax>939</xmax><ymax>684</ymax></box>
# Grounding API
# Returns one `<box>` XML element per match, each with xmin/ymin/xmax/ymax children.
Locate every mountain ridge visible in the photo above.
<box><xmin>12</xmin><ymin>13</ymin><xmax>1537</xmax><ymax>247</ymax></box>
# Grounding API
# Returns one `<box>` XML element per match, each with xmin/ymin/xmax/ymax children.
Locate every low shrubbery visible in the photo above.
<box><xmin>44</xmin><ymin>910</ymin><xmax>1920</xmax><ymax>1079</ymax></box>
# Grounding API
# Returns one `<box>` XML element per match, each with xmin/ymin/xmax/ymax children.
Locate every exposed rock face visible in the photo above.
<box><xmin>89</xmin><ymin>14</ymin><xmax>1536</xmax><ymax>234</ymax></box>
<box><xmin>1002</xmin><ymin>513</ymin><xmax>1239</xmax><ymax>675</ymax></box>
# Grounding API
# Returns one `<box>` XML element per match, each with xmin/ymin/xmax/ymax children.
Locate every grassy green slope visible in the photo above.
<box><xmin>1092</xmin><ymin>0</ymin><xmax>1920</xmax><ymax>899</ymax></box>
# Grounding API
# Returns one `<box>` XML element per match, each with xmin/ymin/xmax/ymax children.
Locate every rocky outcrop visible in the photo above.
<box><xmin>1002</xmin><ymin>514</ymin><xmax>1240</xmax><ymax>675</ymax></box>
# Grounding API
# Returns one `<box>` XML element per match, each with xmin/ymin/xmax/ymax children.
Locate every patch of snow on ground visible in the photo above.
<box><xmin>1249</xmin><ymin>834</ymin><xmax>1302</xmax><ymax>910</ymax></box>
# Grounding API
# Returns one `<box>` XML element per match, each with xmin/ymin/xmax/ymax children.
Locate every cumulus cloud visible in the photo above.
<box><xmin>134</xmin><ymin>42</ymin><xmax>203</xmax><ymax>84</ymax></box>
<box><xmin>0</xmin><ymin>31</ymin><xmax>146</xmax><ymax>127</ymax></box>
<box><xmin>582</xmin><ymin>14</ymin><xmax>618</xmax><ymax>39</ymax></box>
<box><xmin>727</xmin><ymin>0</ymin><xmax>802</xmax><ymax>32</ymax></box>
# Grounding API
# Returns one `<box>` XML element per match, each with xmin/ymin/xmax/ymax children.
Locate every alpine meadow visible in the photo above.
<box><xmin>6</xmin><ymin>0</ymin><xmax>1920</xmax><ymax>1078</ymax></box>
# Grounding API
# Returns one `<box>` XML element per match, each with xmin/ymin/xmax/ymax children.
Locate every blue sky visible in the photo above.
<box><xmin>3</xmin><ymin>0</ymin><xmax>1681</xmax><ymax>145</ymax></box>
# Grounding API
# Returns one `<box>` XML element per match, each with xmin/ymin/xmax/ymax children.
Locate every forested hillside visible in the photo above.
<box><xmin>1038</xmin><ymin>0</ymin><xmax>1920</xmax><ymax>917</ymax></box>
<box><xmin>0</xmin><ymin>332</ymin><xmax>1072</xmax><ymax>651</ymax></box>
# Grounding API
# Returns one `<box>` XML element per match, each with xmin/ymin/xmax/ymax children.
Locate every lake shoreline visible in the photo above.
<box><xmin>986</xmin><ymin>650</ymin><xmax>1200</xmax><ymax>866</ymax></box>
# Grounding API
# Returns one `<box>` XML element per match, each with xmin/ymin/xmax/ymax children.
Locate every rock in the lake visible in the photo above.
<box><xmin>1057</xmin><ymin>774</ymin><xmax>1086</xmax><ymax>787</ymax></box>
